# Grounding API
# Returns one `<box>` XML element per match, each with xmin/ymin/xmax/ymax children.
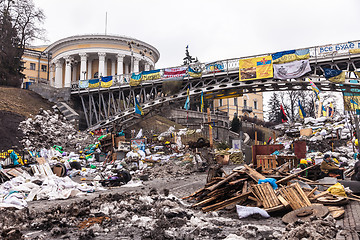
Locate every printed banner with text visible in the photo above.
<box><xmin>273</xmin><ymin>60</ymin><xmax>311</xmax><ymax>80</ymax></box>
<box><xmin>239</xmin><ymin>56</ymin><xmax>273</xmax><ymax>81</ymax></box>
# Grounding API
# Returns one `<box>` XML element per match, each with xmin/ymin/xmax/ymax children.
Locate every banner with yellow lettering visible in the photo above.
<box><xmin>141</xmin><ymin>70</ymin><xmax>161</xmax><ymax>81</ymax></box>
<box><xmin>239</xmin><ymin>55</ymin><xmax>273</xmax><ymax>81</ymax></box>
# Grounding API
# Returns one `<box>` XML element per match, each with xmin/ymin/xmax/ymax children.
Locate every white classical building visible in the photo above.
<box><xmin>22</xmin><ymin>34</ymin><xmax>160</xmax><ymax>88</ymax></box>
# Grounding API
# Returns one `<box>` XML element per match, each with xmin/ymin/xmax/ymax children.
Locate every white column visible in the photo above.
<box><xmin>104</xmin><ymin>58</ymin><xmax>108</xmax><ymax>76</ymax></box>
<box><xmin>145</xmin><ymin>62</ymin><xmax>150</xmax><ymax>71</ymax></box>
<box><xmin>64</xmin><ymin>56</ymin><xmax>73</xmax><ymax>88</ymax></box>
<box><xmin>72</xmin><ymin>63</ymin><xmax>77</xmax><ymax>82</ymax></box>
<box><xmin>49</xmin><ymin>64</ymin><xmax>54</xmax><ymax>87</ymax></box>
<box><xmin>79</xmin><ymin>53</ymin><xmax>88</xmax><ymax>80</ymax></box>
<box><xmin>111</xmin><ymin>59</ymin><xmax>116</xmax><ymax>76</ymax></box>
<box><xmin>87</xmin><ymin>58</ymin><xmax>92</xmax><ymax>79</ymax></box>
<box><xmin>133</xmin><ymin>57</ymin><xmax>140</xmax><ymax>73</ymax></box>
<box><xmin>117</xmin><ymin>54</ymin><xmax>125</xmax><ymax>75</ymax></box>
<box><xmin>98</xmin><ymin>52</ymin><xmax>106</xmax><ymax>77</ymax></box>
<box><xmin>124</xmin><ymin>62</ymin><xmax>129</xmax><ymax>74</ymax></box>
<box><xmin>54</xmin><ymin>60</ymin><xmax>63</xmax><ymax>88</ymax></box>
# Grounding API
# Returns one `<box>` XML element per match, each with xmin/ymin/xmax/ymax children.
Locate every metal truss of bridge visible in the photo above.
<box><xmin>71</xmin><ymin>40</ymin><xmax>360</xmax><ymax>130</ymax></box>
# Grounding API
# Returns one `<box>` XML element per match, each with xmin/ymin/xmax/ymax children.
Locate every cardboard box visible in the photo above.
<box><xmin>300</xmin><ymin>128</ymin><xmax>313</xmax><ymax>136</ymax></box>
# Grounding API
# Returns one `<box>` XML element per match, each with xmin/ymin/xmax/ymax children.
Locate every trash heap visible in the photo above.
<box><xmin>0</xmin><ymin>161</ymin><xmax>102</xmax><ymax>209</ymax></box>
<box><xmin>19</xmin><ymin>109</ymin><xmax>96</xmax><ymax>152</ymax></box>
<box><xmin>273</xmin><ymin>116</ymin><xmax>356</xmax><ymax>166</ymax></box>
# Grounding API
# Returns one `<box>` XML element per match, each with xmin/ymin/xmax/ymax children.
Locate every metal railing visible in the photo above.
<box><xmin>71</xmin><ymin>39</ymin><xmax>360</xmax><ymax>92</ymax></box>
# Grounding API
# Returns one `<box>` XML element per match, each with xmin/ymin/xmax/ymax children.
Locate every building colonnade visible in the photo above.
<box><xmin>51</xmin><ymin>52</ymin><xmax>154</xmax><ymax>88</ymax></box>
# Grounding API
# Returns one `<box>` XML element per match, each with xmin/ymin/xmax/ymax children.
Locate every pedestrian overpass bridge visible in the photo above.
<box><xmin>70</xmin><ymin>40</ymin><xmax>360</xmax><ymax>130</ymax></box>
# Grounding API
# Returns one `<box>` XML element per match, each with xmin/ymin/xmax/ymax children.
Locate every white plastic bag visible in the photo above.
<box><xmin>236</xmin><ymin>205</ymin><xmax>270</xmax><ymax>219</ymax></box>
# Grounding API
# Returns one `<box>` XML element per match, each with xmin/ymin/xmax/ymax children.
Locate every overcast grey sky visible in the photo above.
<box><xmin>33</xmin><ymin>0</ymin><xmax>360</xmax><ymax>69</ymax></box>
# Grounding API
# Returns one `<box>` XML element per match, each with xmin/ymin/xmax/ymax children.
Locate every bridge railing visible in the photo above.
<box><xmin>70</xmin><ymin>57</ymin><xmax>248</xmax><ymax>91</ymax></box>
<box><xmin>71</xmin><ymin>39</ymin><xmax>360</xmax><ymax>91</ymax></box>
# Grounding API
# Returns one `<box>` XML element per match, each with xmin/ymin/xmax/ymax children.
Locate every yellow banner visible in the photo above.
<box><xmin>141</xmin><ymin>72</ymin><xmax>161</xmax><ymax>81</ymax></box>
<box><xmin>239</xmin><ymin>55</ymin><xmax>273</xmax><ymax>81</ymax></box>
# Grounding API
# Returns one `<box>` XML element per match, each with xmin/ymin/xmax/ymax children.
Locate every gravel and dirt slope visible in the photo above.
<box><xmin>0</xmin><ymin>86</ymin><xmax>53</xmax><ymax>151</ymax></box>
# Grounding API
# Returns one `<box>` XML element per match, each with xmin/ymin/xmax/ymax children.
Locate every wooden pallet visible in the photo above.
<box><xmin>256</xmin><ymin>155</ymin><xmax>277</xmax><ymax>170</ymax></box>
<box><xmin>278</xmin><ymin>182</ymin><xmax>311</xmax><ymax>210</ymax></box>
<box><xmin>252</xmin><ymin>182</ymin><xmax>281</xmax><ymax>209</ymax></box>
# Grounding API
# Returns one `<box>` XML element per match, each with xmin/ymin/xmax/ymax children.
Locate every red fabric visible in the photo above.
<box><xmin>280</xmin><ymin>105</ymin><xmax>288</xmax><ymax>123</ymax></box>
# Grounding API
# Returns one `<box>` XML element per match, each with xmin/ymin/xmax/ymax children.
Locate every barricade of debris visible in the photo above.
<box><xmin>19</xmin><ymin>109</ymin><xmax>97</xmax><ymax>152</ymax></box>
<box><xmin>272</xmin><ymin>116</ymin><xmax>356</xmax><ymax>165</ymax></box>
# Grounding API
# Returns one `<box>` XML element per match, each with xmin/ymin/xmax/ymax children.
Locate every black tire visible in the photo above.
<box><xmin>118</xmin><ymin>170</ymin><xmax>132</xmax><ymax>183</ymax></box>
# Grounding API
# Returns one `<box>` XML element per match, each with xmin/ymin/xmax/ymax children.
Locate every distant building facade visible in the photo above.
<box><xmin>213</xmin><ymin>93</ymin><xmax>264</xmax><ymax>120</ymax></box>
<box><xmin>22</xmin><ymin>34</ymin><xmax>160</xmax><ymax>88</ymax></box>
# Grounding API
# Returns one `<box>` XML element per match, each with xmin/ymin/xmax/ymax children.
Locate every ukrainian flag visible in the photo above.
<box><xmin>322</xmin><ymin>105</ymin><xmax>327</xmax><ymax>117</ymax></box>
<box><xmin>308</xmin><ymin>78</ymin><xmax>321</xmax><ymax>100</ymax></box>
<box><xmin>324</xmin><ymin>68</ymin><xmax>345</xmax><ymax>83</ymax></box>
<box><xmin>141</xmin><ymin>70</ymin><xmax>161</xmax><ymax>81</ymax></box>
<box><xmin>130</xmin><ymin>73</ymin><xmax>142</xmax><ymax>86</ymax></box>
<box><xmin>184</xmin><ymin>87</ymin><xmax>190</xmax><ymax>110</ymax></box>
<box><xmin>100</xmin><ymin>76</ymin><xmax>113</xmax><ymax>88</ymax></box>
<box><xmin>272</xmin><ymin>49</ymin><xmax>310</xmax><ymax>64</ymax></box>
<box><xmin>135</xmin><ymin>97</ymin><xmax>144</xmax><ymax>115</ymax></box>
<box><xmin>298</xmin><ymin>100</ymin><xmax>306</xmax><ymax>119</ymax></box>
<box><xmin>200</xmin><ymin>91</ymin><xmax>204</xmax><ymax>112</ymax></box>
<box><xmin>188</xmin><ymin>66</ymin><xmax>202</xmax><ymax>78</ymax></box>
<box><xmin>88</xmin><ymin>79</ymin><xmax>100</xmax><ymax>88</ymax></box>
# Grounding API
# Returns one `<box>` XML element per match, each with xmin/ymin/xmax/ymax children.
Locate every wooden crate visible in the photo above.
<box><xmin>256</xmin><ymin>155</ymin><xmax>277</xmax><ymax>170</ymax></box>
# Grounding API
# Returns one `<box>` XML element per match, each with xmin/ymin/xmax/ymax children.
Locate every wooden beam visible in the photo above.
<box><xmin>276</xmin><ymin>164</ymin><xmax>317</xmax><ymax>185</ymax></box>
<box><xmin>244</xmin><ymin>164</ymin><xmax>266</xmax><ymax>182</ymax></box>
<box><xmin>207</xmin><ymin>108</ymin><xmax>213</xmax><ymax>148</ymax></box>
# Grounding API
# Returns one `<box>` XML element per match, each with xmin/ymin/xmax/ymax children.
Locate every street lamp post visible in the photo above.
<box><xmin>82</xmin><ymin>71</ymin><xmax>87</xmax><ymax>80</ymax></box>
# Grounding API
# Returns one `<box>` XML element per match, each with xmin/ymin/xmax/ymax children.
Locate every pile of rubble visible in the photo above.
<box><xmin>281</xmin><ymin>215</ymin><xmax>346</xmax><ymax>239</ymax></box>
<box><xmin>0</xmin><ymin>190</ymin><xmax>285</xmax><ymax>240</ymax></box>
<box><xmin>19</xmin><ymin>109</ymin><xmax>96</xmax><ymax>152</ymax></box>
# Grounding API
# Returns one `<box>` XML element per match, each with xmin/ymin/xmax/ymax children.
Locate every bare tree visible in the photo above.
<box><xmin>0</xmin><ymin>0</ymin><xmax>45</xmax><ymax>87</ymax></box>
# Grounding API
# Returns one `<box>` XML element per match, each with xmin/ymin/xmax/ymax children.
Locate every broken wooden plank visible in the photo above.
<box><xmin>277</xmin><ymin>194</ymin><xmax>289</xmax><ymax>207</ymax></box>
<box><xmin>306</xmin><ymin>186</ymin><xmax>318</xmax><ymax>198</ymax></box>
<box><xmin>229</xmin><ymin>178</ymin><xmax>248</xmax><ymax>185</ymax></box>
<box><xmin>205</xmin><ymin>171</ymin><xmax>239</xmax><ymax>192</ymax></box>
<box><xmin>244</xmin><ymin>164</ymin><xmax>266</xmax><ymax>182</ymax></box>
<box><xmin>202</xmin><ymin>192</ymin><xmax>251</xmax><ymax>212</ymax></box>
